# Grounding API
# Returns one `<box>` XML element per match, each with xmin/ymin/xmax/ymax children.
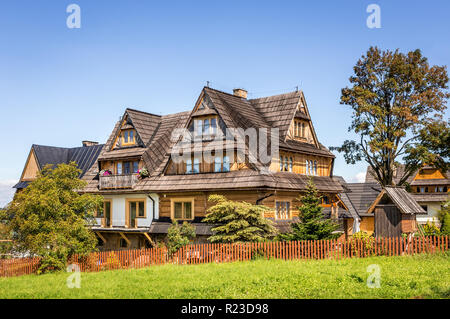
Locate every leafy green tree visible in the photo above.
<box><xmin>167</xmin><ymin>220</ymin><xmax>196</xmax><ymax>255</ymax></box>
<box><xmin>331</xmin><ymin>47</ymin><xmax>449</xmax><ymax>186</ymax></box>
<box><xmin>438</xmin><ymin>199</ymin><xmax>450</xmax><ymax>235</ymax></box>
<box><xmin>0</xmin><ymin>208</ymin><xmax>13</xmax><ymax>259</ymax></box>
<box><xmin>5</xmin><ymin>162</ymin><xmax>103</xmax><ymax>273</ymax></box>
<box><xmin>281</xmin><ymin>179</ymin><xmax>339</xmax><ymax>241</ymax></box>
<box><xmin>203</xmin><ymin>195</ymin><xmax>277</xmax><ymax>243</ymax></box>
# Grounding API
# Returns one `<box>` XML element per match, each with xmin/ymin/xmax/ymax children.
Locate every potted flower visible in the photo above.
<box><xmin>137</xmin><ymin>167</ymin><xmax>149</xmax><ymax>179</ymax></box>
<box><xmin>100</xmin><ymin>169</ymin><xmax>112</xmax><ymax>176</ymax></box>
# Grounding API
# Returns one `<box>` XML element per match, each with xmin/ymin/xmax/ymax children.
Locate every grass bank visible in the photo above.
<box><xmin>0</xmin><ymin>253</ymin><xmax>448</xmax><ymax>299</ymax></box>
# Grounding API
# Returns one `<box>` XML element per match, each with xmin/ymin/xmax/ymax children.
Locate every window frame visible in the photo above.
<box><xmin>275</xmin><ymin>200</ymin><xmax>291</xmax><ymax>220</ymax></box>
<box><xmin>126</xmin><ymin>198</ymin><xmax>147</xmax><ymax>228</ymax></box>
<box><xmin>171</xmin><ymin>198</ymin><xmax>195</xmax><ymax>220</ymax></box>
<box><xmin>121</xmin><ymin>129</ymin><xmax>136</xmax><ymax>146</ymax></box>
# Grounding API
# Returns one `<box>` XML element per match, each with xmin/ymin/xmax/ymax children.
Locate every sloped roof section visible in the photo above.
<box><xmin>126</xmin><ymin>108</ymin><xmax>161</xmax><ymax>146</ymax></box>
<box><xmin>368</xmin><ymin>187</ymin><xmax>426</xmax><ymax>215</ymax></box>
<box><xmin>14</xmin><ymin>143</ymin><xmax>104</xmax><ymax>189</ymax></box>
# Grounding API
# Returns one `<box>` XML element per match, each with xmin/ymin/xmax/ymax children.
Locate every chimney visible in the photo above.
<box><xmin>82</xmin><ymin>141</ymin><xmax>99</xmax><ymax>147</ymax></box>
<box><xmin>233</xmin><ymin>88</ymin><xmax>248</xmax><ymax>99</ymax></box>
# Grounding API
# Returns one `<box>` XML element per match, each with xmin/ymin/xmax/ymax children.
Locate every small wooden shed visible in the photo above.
<box><xmin>367</xmin><ymin>187</ymin><xmax>426</xmax><ymax>238</ymax></box>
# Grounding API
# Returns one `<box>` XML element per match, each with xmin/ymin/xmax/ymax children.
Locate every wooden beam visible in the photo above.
<box><xmin>95</xmin><ymin>232</ymin><xmax>107</xmax><ymax>244</ymax></box>
<box><xmin>119</xmin><ymin>232</ymin><xmax>130</xmax><ymax>246</ymax></box>
<box><xmin>143</xmin><ymin>233</ymin><xmax>156</xmax><ymax>247</ymax></box>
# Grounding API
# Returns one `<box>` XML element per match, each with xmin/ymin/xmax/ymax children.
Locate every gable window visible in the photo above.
<box><xmin>275</xmin><ymin>201</ymin><xmax>290</xmax><ymax>220</ymax></box>
<box><xmin>193</xmin><ymin>157</ymin><xmax>200</xmax><ymax>174</ymax></box>
<box><xmin>172</xmin><ymin>200</ymin><xmax>194</xmax><ymax>220</ymax></box>
<box><xmin>214</xmin><ymin>156</ymin><xmax>221</xmax><ymax>172</ymax></box>
<box><xmin>186</xmin><ymin>159</ymin><xmax>193</xmax><ymax>174</ymax></box>
<box><xmin>121</xmin><ymin>129</ymin><xmax>136</xmax><ymax>146</ymax></box>
<box><xmin>294</xmin><ymin>120</ymin><xmax>305</xmax><ymax>138</ymax></box>
<box><xmin>223</xmin><ymin>156</ymin><xmax>230</xmax><ymax>172</ymax></box>
<box><xmin>203</xmin><ymin>119</ymin><xmax>210</xmax><ymax>134</ymax></box>
<box><xmin>211</xmin><ymin>118</ymin><xmax>217</xmax><ymax>135</ymax></box>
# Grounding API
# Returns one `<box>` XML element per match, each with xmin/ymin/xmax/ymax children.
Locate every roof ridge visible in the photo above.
<box><xmin>249</xmin><ymin>90</ymin><xmax>301</xmax><ymax>102</ymax></box>
<box><xmin>126</xmin><ymin>108</ymin><xmax>162</xmax><ymax>117</ymax></box>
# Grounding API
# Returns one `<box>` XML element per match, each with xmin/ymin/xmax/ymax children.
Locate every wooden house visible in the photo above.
<box><xmin>78</xmin><ymin>87</ymin><xmax>351</xmax><ymax>249</ymax></box>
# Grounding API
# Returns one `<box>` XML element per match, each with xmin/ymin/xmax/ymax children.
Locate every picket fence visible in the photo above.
<box><xmin>0</xmin><ymin>236</ymin><xmax>448</xmax><ymax>277</ymax></box>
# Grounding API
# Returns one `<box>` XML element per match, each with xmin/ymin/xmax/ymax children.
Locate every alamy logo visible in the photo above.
<box><xmin>366</xmin><ymin>264</ymin><xmax>381</xmax><ymax>288</ymax></box>
<box><xmin>66</xmin><ymin>4</ymin><xmax>81</xmax><ymax>29</ymax></box>
<box><xmin>67</xmin><ymin>263</ymin><xmax>81</xmax><ymax>288</ymax></box>
<box><xmin>366</xmin><ymin>4</ymin><xmax>381</xmax><ymax>29</ymax></box>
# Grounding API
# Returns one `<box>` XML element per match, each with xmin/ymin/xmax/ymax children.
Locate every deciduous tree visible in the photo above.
<box><xmin>5</xmin><ymin>162</ymin><xmax>102</xmax><ymax>273</ymax></box>
<box><xmin>331</xmin><ymin>47</ymin><xmax>449</xmax><ymax>186</ymax></box>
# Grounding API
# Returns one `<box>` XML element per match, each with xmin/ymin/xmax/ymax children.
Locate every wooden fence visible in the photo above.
<box><xmin>1</xmin><ymin>236</ymin><xmax>448</xmax><ymax>277</ymax></box>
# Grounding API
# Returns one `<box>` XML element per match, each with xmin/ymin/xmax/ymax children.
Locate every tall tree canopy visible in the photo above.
<box><xmin>331</xmin><ymin>47</ymin><xmax>449</xmax><ymax>186</ymax></box>
<box><xmin>6</xmin><ymin>162</ymin><xmax>102</xmax><ymax>272</ymax></box>
<box><xmin>203</xmin><ymin>195</ymin><xmax>277</xmax><ymax>243</ymax></box>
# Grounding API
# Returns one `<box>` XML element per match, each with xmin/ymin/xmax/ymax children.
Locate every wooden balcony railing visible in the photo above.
<box><xmin>99</xmin><ymin>174</ymin><xmax>138</xmax><ymax>190</ymax></box>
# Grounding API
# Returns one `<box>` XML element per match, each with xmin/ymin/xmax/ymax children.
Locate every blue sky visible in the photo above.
<box><xmin>1</xmin><ymin>0</ymin><xmax>449</xmax><ymax>206</ymax></box>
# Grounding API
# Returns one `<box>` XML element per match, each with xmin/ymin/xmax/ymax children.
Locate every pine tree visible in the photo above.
<box><xmin>203</xmin><ymin>195</ymin><xmax>277</xmax><ymax>243</ymax></box>
<box><xmin>286</xmin><ymin>179</ymin><xmax>339</xmax><ymax>241</ymax></box>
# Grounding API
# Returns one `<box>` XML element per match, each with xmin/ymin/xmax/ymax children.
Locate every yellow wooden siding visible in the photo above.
<box><xmin>360</xmin><ymin>217</ymin><xmax>374</xmax><ymax>235</ymax></box>
<box><xmin>20</xmin><ymin>149</ymin><xmax>40</xmax><ymax>181</ymax></box>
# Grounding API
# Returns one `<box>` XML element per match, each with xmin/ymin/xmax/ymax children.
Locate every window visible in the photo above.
<box><xmin>203</xmin><ymin>119</ymin><xmax>210</xmax><ymax>134</ymax></box>
<box><xmin>133</xmin><ymin>161</ymin><xmax>139</xmax><ymax>174</ymax></box>
<box><xmin>294</xmin><ymin>120</ymin><xmax>305</xmax><ymax>138</ymax></box>
<box><xmin>305</xmin><ymin>160</ymin><xmax>309</xmax><ymax>175</ymax></box>
<box><xmin>223</xmin><ymin>156</ymin><xmax>230</xmax><ymax>172</ymax></box>
<box><xmin>120</xmin><ymin>238</ymin><xmax>128</xmax><ymax>248</ymax></box>
<box><xmin>275</xmin><ymin>201</ymin><xmax>290</xmax><ymax>220</ymax></box>
<box><xmin>309</xmin><ymin>160</ymin><xmax>313</xmax><ymax>175</ymax></box>
<box><xmin>173</xmin><ymin>200</ymin><xmax>194</xmax><ymax>220</ymax></box>
<box><xmin>123</xmin><ymin>162</ymin><xmax>131</xmax><ymax>175</ymax></box>
<box><xmin>186</xmin><ymin>159</ymin><xmax>192</xmax><ymax>174</ymax></box>
<box><xmin>421</xmin><ymin>205</ymin><xmax>428</xmax><ymax>213</ymax></box>
<box><xmin>196</xmin><ymin>120</ymin><xmax>203</xmax><ymax>136</ymax></box>
<box><xmin>313</xmin><ymin>160</ymin><xmax>317</xmax><ymax>175</ymax></box>
<box><xmin>121</xmin><ymin>129</ymin><xmax>136</xmax><ymax>145</ymax></box>
<box><xmin>435</xmin><ymin>186</ymin><xmax>447</xmax><ymax>192</ymax></box>
<box><xmin>323</xmin><ymin>196</ymin><xmax>329</xmax><ymax>205</ymax></box>
<box><xmin>280</xmin><ymin>156</ymin><xmax>284</xmax><ymax>171</ymax></box>
<box><xmin>127</xmin><ymin>199</ymin><xmax>146</xmax><ymax>228</ymax></box>
<box><xmin>211</xmin><ymin>118</ymin><xmax>217</xmax><ymax>135</ymax></box>
<box><xmin>117</xmin><ymin>162</ymin><xmax>122</xmax><ymax>175</ymax></box>
<box><xmin>193</xmin><ymin>157</ymin><xmax>200</xmax><ymax>173</ymax></box>
<box><xmin>96</xmin><ymin>200</ymin><xmax>112</xmax><ymax>228</ymax></box>
<box><xmin>214</xmin><ymin>157</ymin><xmax>221</xmax><ymax>172</ymax></box>
<box><xmin>289</xmin><ymin>157</ymin><xmax>293</xmax><ymax>172</ymax></box>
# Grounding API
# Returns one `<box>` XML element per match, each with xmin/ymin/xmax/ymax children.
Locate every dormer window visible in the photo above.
<box><xmin>121</xmin><ymin>129</ymin><xmax>136</xmax><ymax>146</ymax></box>
<box><xmin>190</xmin><ymin>116</ymin><xmax>218</xmax><ymax>138</ymax></box>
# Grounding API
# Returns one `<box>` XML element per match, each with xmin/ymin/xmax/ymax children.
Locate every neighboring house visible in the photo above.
<box><xmin>77</xmin><ymin>87</ymin><xmax>350</xmax><ymax>250</ymax></box>
<box><xmin>13</xmin><ymin>142</ymin><xmax>104</xmax><ymax>191</ymax></box>
<box><xmin>365</xmin><ymin>165</ymin><xmax>449</xmax><ymax>225</ymax></box>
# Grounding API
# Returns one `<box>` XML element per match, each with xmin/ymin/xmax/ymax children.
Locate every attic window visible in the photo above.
<box><xmin>294</xmin><ymin>120</ymin><xmax>305</xmax><ymax>138</ymax></box>
<box><xmin>121</xmin><ymin>129</ymin><xmax>136</xmax><ymax>146</ymax></box>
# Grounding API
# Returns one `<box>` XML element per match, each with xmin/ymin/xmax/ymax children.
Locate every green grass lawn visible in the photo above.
<box><xmin>0</xmin><ymin>253</ymin><xmax>449</xmax><ymax>299</ymax></box>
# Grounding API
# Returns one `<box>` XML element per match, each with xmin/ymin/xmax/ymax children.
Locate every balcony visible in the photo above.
<box><xmin>99</xmin><ymin>174</ymin><xmax>138</xmax><ymax>190</ymax></box>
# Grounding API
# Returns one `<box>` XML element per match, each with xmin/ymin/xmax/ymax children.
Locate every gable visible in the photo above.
<box><xmin>413</xmin><ymin>167</ymin><xmax>447</xmax><ymax>180</ymax></box>
<box><xmin>20</xmin><ymin>148</ymin><xmax>40</xmax><ymax>181</ymax></box>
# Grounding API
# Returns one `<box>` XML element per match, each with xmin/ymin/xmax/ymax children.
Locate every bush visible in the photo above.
<box><xmin>350</xmin><ymin>231</ymin><xmax>376</xmax><ymax>256</ymax></box>
<box><xmin>167</xmin><ymin>220</ymin><xmax>195</xmax><ymax>255</ymax></box>
<box><xmin>423</xmin><ymin>222</ymin><xmax>441</xmax><ymax>236</ymax></box>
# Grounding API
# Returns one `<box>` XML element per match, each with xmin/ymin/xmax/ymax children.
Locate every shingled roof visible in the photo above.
<box><xmin>83</xmin><ymin>87</ymin><xmax>341</xmax><ymax>193</ymax></box>
<box><xmin>14</xmin><ymin>143</ymin><xmax>104</xmax><ymax>189</ymax></box>
<box><xmin>368</xmin><ymin>187</ymin><xmax>427</xmax><ymax>215</ymax></box>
